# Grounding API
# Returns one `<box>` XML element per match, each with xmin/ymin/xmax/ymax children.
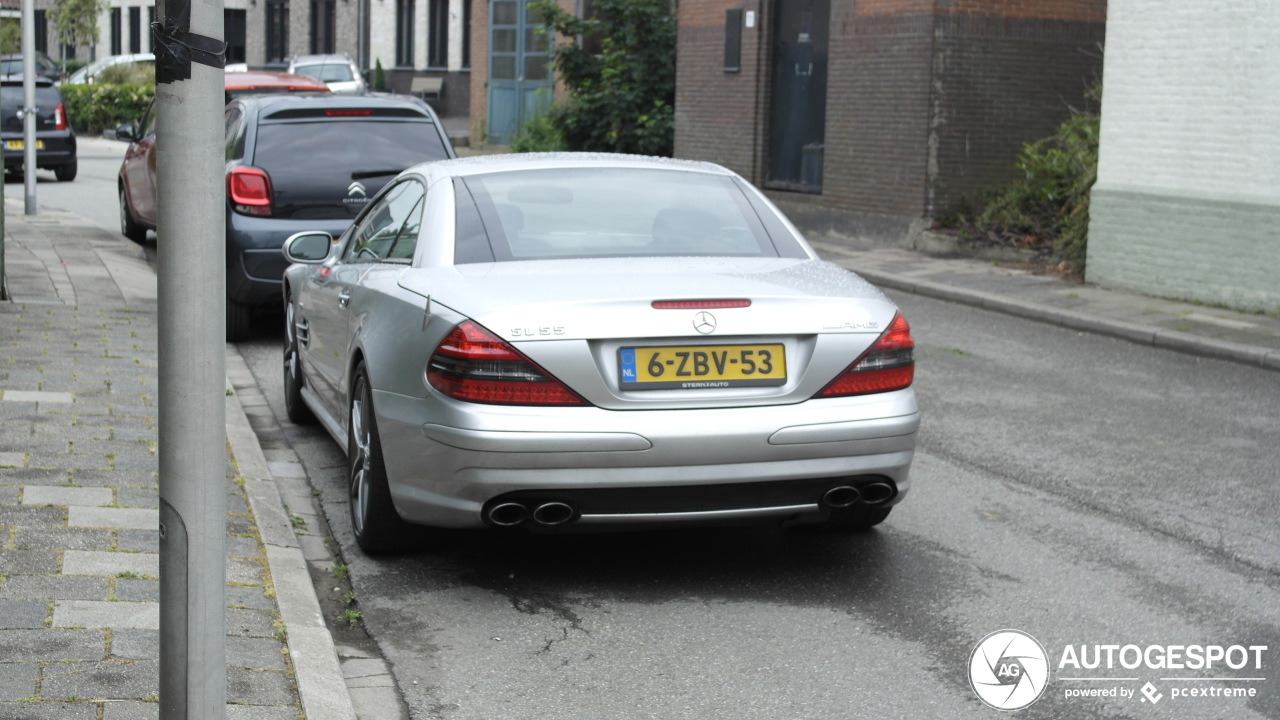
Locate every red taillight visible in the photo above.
<box><xmin>815</xmin><ymin>312</ymin><xmax>915</xmax><ymax>398</ymax></box>
<box><xmin>54</xmin><ymin>102</ymin><xmax>67</xmax><ymax>130</ymax></box>
<box><xmin>651</xmin><ymin>299</ymin><xmax>751</xmax><ymax>310</ymax></box>
<box><xmin>426</xmin><ymin>321</ymin><xmax>587</xmax><ymax>406</ymax></box>
<box><xmin>324</xmin><ymin>109</ymin><xmax>372</xmax><ymax>117</ymax></box>
<box><xmin>228</xmin><ymin>167</ymin><xmax>272</xmax><ymax>216</ymax></box>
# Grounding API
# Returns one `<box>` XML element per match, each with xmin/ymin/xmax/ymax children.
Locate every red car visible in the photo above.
<box><xmin>116</xmin><ymin>71</ymin><xmax>329</xmax><ymax>242</ymax></box>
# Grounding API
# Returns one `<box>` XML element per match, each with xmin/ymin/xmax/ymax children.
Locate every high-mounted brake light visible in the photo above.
<box><xmin>228</xmin><ymin>166</ymin><xmax>272</xmax><ymax>217</ymax></box>
<box><xmin>815</xmin><ymin>312</ymin><xmax>914</xmax><ymax>398</ymax></box>
<box><xmin>651</xmin><ymin>299</ymin><xmax>751</xmax><ymax>310</ymax></box>
<box><xmin>426</xmin><ymin>321</ymin><xmax>587</xmax><ymax>406</ymax></box>
<box><xmin>324</xmin><ymin>109</ymin><xmax>373</xmax><ymax>117</ymax></box>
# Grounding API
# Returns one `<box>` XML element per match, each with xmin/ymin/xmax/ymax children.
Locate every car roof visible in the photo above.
<box><xmin>291</xmin><ymin>54</ymin><xmax>353</xmax><ymax>65</ymax></box>
<box><xmin>234</xmin><ymin>91</ymin><xmax>430</xmax><ymax>111</ymax></box>
<box><xmin>408</xmin><ymin>152</ymin><xmax>735</xmax><ymax>182</ymax></box>
<box><xmin>224</xmin><ymin>70</ymin><xmax>330</xmax><ymax>92</ymax></box>
<box><xmin>0</xmin><ymin>76</ymin><xmax>57</xmax><ymax>87</ymax></box>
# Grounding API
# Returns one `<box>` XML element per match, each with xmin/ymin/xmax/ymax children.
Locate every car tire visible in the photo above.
<box><xmin>282</xmin><ymin>297</ymin><xmax>316</xmax><ymax>425</ymax></box>
<box><xmin>119</xmin><ymin>186</ymin><xmax>147</xmax><ymax>243</ymax></box>
<box><xmin>348</xmin><ymin>362</ymin><xmax>406</xmax><ymax>554</ymax></box>
<box><xmin>824</xmin><ymin>504</ymin><xmax>892</xmax><ymax>532</ymax></box>
<box><xmin>54</xmin><ymin>159</ymin><xmax>77</xmax><ymax>182</ymax></box>
<box><xmin>226</xmin><ymin>297</ymin><xmax>253</xmax><ymax>342</ymax></box>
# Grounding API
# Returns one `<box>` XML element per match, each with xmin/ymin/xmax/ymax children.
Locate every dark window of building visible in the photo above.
<box><xmin>34</xmin><ymin>11</ymin><xmax>48</xmax><ymax>54</ymax></box>
<box><xmin>111</xmin><ymin>8</ymin><xmax>122</xmax><ymax>55</ymax></box>
<box><xmin>224</xmin><ymin>9</ymin><xmax>246</xmax><ymax>64</ymax></box>
<box><xmin>310</xmin><ymin>0</ymin><xmax>336</xmax><ymax>54</ymax></box>
<box><xmin>397</xmin><ymin>0</ymin><xmax>415</xmax><ymax>67</ymax></box>
<box><xmin>462</xmin><ymin>0</ymin><xmax>471</xmax><ymax>68</ymax></box>
<box><xmin>129</xmin><ymin>7</ymin><xmax>141</xmax><ymax>53</ymax></box>
<box><xmin>427</xmin><ymin>0</ymin><xmax>448</xmax><ymax>68</ymax></box>
<box><xmin>723</xmin><ymin>9</ymin><xmax>741</xmax><ymax>72</ymax></box>
<box><xmin>266</xmin><ymin>0</ymin><xmax>289</xmax><ymax>64</ymax></box>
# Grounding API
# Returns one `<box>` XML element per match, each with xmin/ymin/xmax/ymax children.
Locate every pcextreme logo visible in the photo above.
<box><xmin>969</xmin><ymin>630</ymin><xmax>1270</xmax><ymax>711</ymax></box>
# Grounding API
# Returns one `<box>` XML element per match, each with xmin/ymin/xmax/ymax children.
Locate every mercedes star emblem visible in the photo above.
<box><xmin>693</xmin><ymin>311</ymin><xmax>717</xmax><ymax>334</ymax></box>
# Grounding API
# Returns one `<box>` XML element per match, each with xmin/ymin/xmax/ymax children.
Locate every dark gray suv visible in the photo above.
<box><xmin>2</xmin><ymin>77</ymin><xmax>77</xmax><ymax>181</ymax></box>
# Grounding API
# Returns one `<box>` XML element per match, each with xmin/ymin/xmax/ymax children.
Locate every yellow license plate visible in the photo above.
<box><xmin>619</xmin><ymin>344</ymin><xmax>786</xmax><ymax>390</ymax></box>
<box><xmin>4</xmin><ymin>140</ymin><xmax>43</xmax><ymax>150</ymax></box>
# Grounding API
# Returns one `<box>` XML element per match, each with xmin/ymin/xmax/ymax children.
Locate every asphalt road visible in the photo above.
<box><xmin>239</xmin><ymin>289</ymin><xmax>1280</xmax><ymax>720</ymax></box>
<box><xmin>42</xmin><ymin>154</ymin><xmax>1280</xmax><ymax>719</ymax></box>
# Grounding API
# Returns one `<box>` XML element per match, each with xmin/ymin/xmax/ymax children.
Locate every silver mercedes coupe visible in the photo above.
<box><xmin>281</xmin><ymin>153</ymin><xmax>919</xmax><ymax>553</ymax></box>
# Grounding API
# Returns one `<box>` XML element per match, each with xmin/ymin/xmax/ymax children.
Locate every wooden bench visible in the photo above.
<box><xmin>410</xmin><ymin>76</ymin><xmax>444</xmax><ymax>102</ymax></box>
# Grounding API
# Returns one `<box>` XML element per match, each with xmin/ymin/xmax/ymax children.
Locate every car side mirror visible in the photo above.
<box><xmin>284</xmin><ymin>232</ymin><xmax>335</xmax><ymax>263</ymax></box>
<box><xmin>114</xmin><ymin>123</ymin><xmax>137</xmax><ymax>142</ymax></box>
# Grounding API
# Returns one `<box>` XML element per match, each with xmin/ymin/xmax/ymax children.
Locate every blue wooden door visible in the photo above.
<box><xmin>487</xmin><ymin>0</ymin><xmax>553</xmax><ymax>145</ymax></box>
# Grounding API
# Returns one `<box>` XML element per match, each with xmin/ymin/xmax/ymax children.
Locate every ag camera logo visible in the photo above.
<box><xmin>969</xmin><ymin>630</ymin><xmax>1050</xmax><ymax>711</ymax></box>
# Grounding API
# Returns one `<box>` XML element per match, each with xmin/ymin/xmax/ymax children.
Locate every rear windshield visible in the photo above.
<box><xmin>454</xmin><ymin>167</ymin><xmax>808</xmax><ymax>264</ymax></box>
<box><xmin>294</xmin><ymin>64</ymin><xmax>355</xmax><ymax>83</ymax></box>
<box><xmin>251</xmin><ymin>118</ymin><xmax>449</xmax><ymax>178</ymax></box>
<box><xmin>0</xmin><ymin>85</ymin><xmax>62</xmax><ymax>129</ymax></box>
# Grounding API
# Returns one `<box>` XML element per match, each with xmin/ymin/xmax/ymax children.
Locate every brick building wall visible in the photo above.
<box><xmin>1086</xmin><ymin>0</ymin><xmax>1280</xmax><ymax>312</ymax></box>
<box><xmin>674</xmin><ymin>0</ymin><xmax>1105</xmax><ymax>244</ymax></box>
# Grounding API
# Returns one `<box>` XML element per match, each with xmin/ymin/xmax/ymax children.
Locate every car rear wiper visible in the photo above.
<box><xmin>350</xmin><ymin>169</ymin><xmax>405</xmax><ymax>180</ymax></box>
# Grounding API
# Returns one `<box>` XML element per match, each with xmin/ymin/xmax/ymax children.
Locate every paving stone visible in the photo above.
<box><xmin>0</xmin><ymin>575</ymin><xmax>108</xmax><ymax>601</ymax></box>
<box><xmin>226</xmin><ymin>608</ymin><xmax>277</xmax><ymax>638</ymax></box>
<box><xmin>227</xmin><ymin>636</ymin><xmax>289</xmax><ymax>671</ymax></box>
<box><xmin>227</xmin><ymin>558</ymin><xmax>264</xmax><ymax>586</ymax></box>
<box><xmin>0</xmin><ymin>452</ymin><xmax>27</xmax><ymax>468</ymax></box>
<box><xmin>0</xmin><ymin>468</ymin><xmax>66</xmax><ymax>484</ymax></box>
<box><xmin>225</xmin><ymin>706</ymin><xmax>302</xmax><ymax>720</ymax></box>
<box><xmin>108</xmin><ymin>628</ymin><xmax>157</xmax><ymax>660</ymax></box>
<box><xmin>0</xmin><ymin>505</ymin><xmax>64</xmax><ymax>525</ymax></box>
<box><xmin>225</xmin><ymin>515</ymin><xmax>254</xmax><ymax>536</ymax></box>
<box><xmin>0</xmin><ymin>663</ymin><xmax>39</xmax><ymax>700</ymax></box>
<box><xmin>227</xmin><ymin>667</ymin><xmax>297</xmax><ymax>706</ymax></box>
<box><xmin>21</xmin><ymin>485</ymin><xmax>113</xmax><ymax>507</ymax></box>
<box><xmin>111</xmin><ymin>457</ymin><xmax>158</xmax><ymax>472</ymax></box>
<box><xmin>0</xmin><ymin>485</ymin><xmax>19</xmax><ymax>503</ymax></box>
<box><xmin>226</xmin><ymin>586</ymin><xmax>274</xmax><ymax>611</ymax></box>
<box><xmin>53</xmin><ymin>600</ymin><xmax>159</xmax><ymax>630</ymax></box>
<box><xmin>41</xmin><ymin>659</ymin><xmax>159</xmax><ymax>701</ymax></box>
<box><xmin>103</xmin><ymin>701</ymin><xmax>160</xmax><ymax>720</ymax></box>
<box><xmin>113</xmin><ymin>579</ymin><xmax>157</xmax><ymax>603</ymax></box>
<box><xmin>225</xmin><ymin>535</ymin><xmax>259</xmax><ymax>558</ymax></box>
<box><xmin>115</xmin><ymin>529</ymin><xmax>159</xmax><ymax>553</ymax></box>
<box><xmin>68</xmin><ymin>507</ymin><xmax>157</xmax><ymax>530</ymax></box>
<box><xmin>0</xmin><ymin>549</ymin><xmax>60</xmax><ymax>575</ymax></box>
<box><xmin>63</xmin><ymin>551</ymin><xmax>159</xmax><ymax>578</ymax></box>
<box><xmin>0</xmin><ymin>701</ymin><xmax>100</xmax><ymax>719</ymax></box>
<box><xmin>0</xmin><ymin>628</ymin><xmax>105</xmax><ymax>662</ymax></box>
<box><xmin>1</xmin><ymin>390</ymin><xmax>74</xmax><ymax>404</ymax></box>
<box><xmin>15</xmin><ymin>527</ymin><xmax>114</xmax><ymax>551</ymax></box>
<box><xmin>72</xmin><ymin>470</ymin><xmax>157</xmax><ymax>489</ymax></box>
<box><xmin>116</xmin><ymin>489</ymin><xmax>157</xmax><ymax>509</ymax></box>
<box><xmin>27</xmin><ymin>454</ymin><xmax>112</xmax><ymax>471</ymax></box>
<box><xmin>0</xmin><ymin>599</ymin><xmax>51</xmax><ymax>628</ymax></box>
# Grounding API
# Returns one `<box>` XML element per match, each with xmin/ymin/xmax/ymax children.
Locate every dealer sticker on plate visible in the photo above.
<box><xmin>619</xmin><ymin>344</ymin><xmax>786</xmax><ymax>390</ymax></box>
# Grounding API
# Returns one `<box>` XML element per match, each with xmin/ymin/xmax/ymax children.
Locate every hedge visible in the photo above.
<box><xmin>60</xmin><ymin>83</ymin><xmax>155</xmax><ymax>137</ymax></box>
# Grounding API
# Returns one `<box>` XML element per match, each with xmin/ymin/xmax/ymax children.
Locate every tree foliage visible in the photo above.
<box><xmin>952</xmin><ymin>84</ymin><xmax>1101</xmax><ymax>271</ymax></box>
<box><xmin>528</xmin><ymin>0</ymin><xmax>675</xmax><ymax>156</ymax></box>
<box><xmin>48</xmin><ymin>0</ymin><xmax>109</xmax><ymax>58</ymax></box>
<box><xmin>0</xmin><ymin>19</ymin><xmax>19</xmax><ymax>54</ymax></box>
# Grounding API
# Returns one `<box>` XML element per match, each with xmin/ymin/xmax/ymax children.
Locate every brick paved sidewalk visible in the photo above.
<box><xmin>0</xmin><ymin>201</ymin><xmax>317</xmax><ymax>719</ymax></box>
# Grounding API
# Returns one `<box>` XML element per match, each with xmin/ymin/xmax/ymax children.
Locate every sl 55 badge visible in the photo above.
<box><xmin>511</xmin><ymin>326</ymin><xmax>566</xmax><ymax>337</ymax></box>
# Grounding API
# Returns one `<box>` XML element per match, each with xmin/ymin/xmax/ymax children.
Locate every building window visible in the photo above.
<box><xmin>129</xmin><ymin>7</ymin><xmax>141</xmax><ymax>53</ymax></box>
<box><xmin>310</xmin><ymin>0</ymin><xmax>336</xmax><ymax>54</ymax></box>
<box><xmin>266</xmin><ymin>0</ymin><xmax>290</xmax><ymax>63</ymax></box>
<box><xmin>396</xmin><ymin>0</ymin><xmax>415</xmax><ymax>67</ymax></box>
<box><xmin>225</xmin><ymin>10</ymin><xmax>246</xmax><ymax>64</ymax></box>
<box><xmin>111</xmin><ymin>8</ymin><xmax>122</xmax><ymax>55</ymax></box>
<box><xmin>426</xmin><ymin>0</ymin><xmax>447</xmax><ymax>68</ymax></box>
<box><xmin>34</xmin><ymin>11</ymin><xmax>48</xmax><ymax>53</ymax></box>
<box><xmin>461</xmin><ymin>0</ymin><xmax>470</xmax><ymax>68</ymax></box>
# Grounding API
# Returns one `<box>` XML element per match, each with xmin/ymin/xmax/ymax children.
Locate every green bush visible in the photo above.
<box><xmin>529</xmin><ymin>0</ymin><xmax>675</xmax><ymax>156</ymax></box>
<box><xmin>511</xmin><ymin>102</ymin><xmax>565</xmax><ymax>153</ymax></box>
<box><xmin>954</xmin><ymin>85</ymin><xmax>1100</xmax><ymax>270</ymax></box>
<box><xmin>61</xmin><ymin>83</ymin><xmax>155</xmax><ymax>136</ymax></box>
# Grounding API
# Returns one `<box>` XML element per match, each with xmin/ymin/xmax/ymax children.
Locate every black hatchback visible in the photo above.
<box><xmin>121</xmin><ymin>91</ymin><xmax>455</xmax><ymax>339</ymax></box>
<box><xmin>1</xmin><ymin>77</ymin><xmax>78</xmax><ymax>181</ymax></box>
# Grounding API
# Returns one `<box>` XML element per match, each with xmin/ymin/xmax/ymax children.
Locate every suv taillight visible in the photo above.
<box><xmin>815</xmin><ymin>312</ymin><xmax>915</xmax><ymax>397</ymax></box>
<box><xmin>427</xmin><ymin>321</ymin><xmax>587</xmax><ymax>406</ymax></box>
<box><xmin>53</xmin><ymin>102</ymin><xmax>67</xmax><ymax>130</ymax></box>
<box><xmin>228</xmin><ymin>167</ymin><xmax>272</xmax><ymax>216</ymax></box>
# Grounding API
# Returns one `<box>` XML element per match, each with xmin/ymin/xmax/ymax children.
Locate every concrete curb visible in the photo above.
<box><xmin>857</xmin><ymin>268</ymin><xmax>1280</xmax><ymax>372</ymax></box>
<box><xmin>225</xmin><ymin>346</ymin><xmax>358</xmax><ymax>720</ymax></box>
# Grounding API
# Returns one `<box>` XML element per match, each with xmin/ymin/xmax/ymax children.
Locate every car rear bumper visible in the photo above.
<box><xmin>371</xmin><ymin>387</ymin><xmax>919</xmax><ymax>529</ymax></box>
<box><xmin>227</xmin><ymin>213</ymin><xmax>353</xmax><ymax>305</ymax></box>
<box><xmin>2</xmin><ymin>132</ymin><xmax>76</xmax><ymax>170</ymax></box>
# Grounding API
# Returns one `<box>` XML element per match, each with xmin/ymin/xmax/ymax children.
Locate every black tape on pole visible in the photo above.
<box><xmin>153</xmin><ymin>0</ymin><xmax>227</xmax><ymax>84</ymax></box>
